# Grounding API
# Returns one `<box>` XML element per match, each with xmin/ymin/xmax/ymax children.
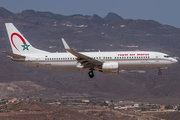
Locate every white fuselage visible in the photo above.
<box><xmin>13</xmin><ymin>51</ymin><xmax>178</xmax><ymax>71</ymax></box>
<box><xmin>5</xmin><ymin>23</ymin><xmax>178</xmax><ymax>78</ymax></box>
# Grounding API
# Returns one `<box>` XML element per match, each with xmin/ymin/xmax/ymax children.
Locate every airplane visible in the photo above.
<box><xmin>4</xmin><ymin>23</ymin><xmax>178</xmax><ymax>78</ymax></box>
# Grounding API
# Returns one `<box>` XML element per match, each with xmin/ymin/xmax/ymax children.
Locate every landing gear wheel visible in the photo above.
<box><xmin>88</xmin><ymin>71</ymin><xmax>94</xmax><ymax>78</ymax></box>
<box><xmin>158</xmin><ymin>72</ymin><xmax>162</xmax><ymax>75</ymax></box>
<box><xmin>158</xmin><ymin>70</ymin><xmax>162</xmax><ymax>75</ymax></box>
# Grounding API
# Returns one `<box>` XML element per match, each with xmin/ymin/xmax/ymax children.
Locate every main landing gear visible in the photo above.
<box><xmin>158</xmin><ymin>69</ymin><xmax>162</xmax><ymax>75</ymax></box>
<box><xmin>88</xmin><ymin>71</ymin><xmax>94</xmax><ymax>78</ymax></box>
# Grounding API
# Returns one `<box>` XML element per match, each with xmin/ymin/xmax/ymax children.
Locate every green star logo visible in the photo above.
<box><xmin>21</xmin><ymin>43</ymin><xmax>30</xmax><ymax>51</ymax></box>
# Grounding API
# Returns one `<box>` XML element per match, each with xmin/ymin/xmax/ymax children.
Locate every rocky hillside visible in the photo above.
<box><xmin>0</xmin><ymin>7</ymin><xmax>180</xmax><ymax>104</ymax></box>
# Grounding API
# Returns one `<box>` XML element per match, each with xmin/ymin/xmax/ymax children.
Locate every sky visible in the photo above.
<box><xmin>1</xmin><ymin>0</ymin><xmax>180</xmax><ymax>28</ymax></box>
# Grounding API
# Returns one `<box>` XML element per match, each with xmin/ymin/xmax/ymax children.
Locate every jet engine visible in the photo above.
<box><xmin>102</xmin><ymin>62</ymin><xmax>119</xmax><ymax>74</ymax></box>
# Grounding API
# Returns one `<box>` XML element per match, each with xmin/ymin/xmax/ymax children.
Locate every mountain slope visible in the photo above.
<box><xmin>0</xmin><ymin>7</ymin><xmax>180</xmax><ymax>104</ymax></box>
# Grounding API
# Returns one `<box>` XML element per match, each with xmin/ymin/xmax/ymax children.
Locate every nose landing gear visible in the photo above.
<box><xmin>158</xmin><ymin>69</ymin><xmax>162</xmax><ymax>75</ymax></box>
<box><xmin>88</xmin><ymin>71</ymin><xmax>94</xmax><ymax>78</ymax></box>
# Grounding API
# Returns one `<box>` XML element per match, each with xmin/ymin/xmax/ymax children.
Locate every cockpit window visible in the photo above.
<box><xmin>164</xmin><ymin>55</ymin><xmax>171</xmax><ymax>58</ymax></box>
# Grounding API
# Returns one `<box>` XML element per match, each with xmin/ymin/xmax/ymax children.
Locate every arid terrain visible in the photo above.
<box><xmin>1</xmin><ymin>100</ymin><xmax>180</xmax><ymax>120</ymax></box>
<box><xmin>0</xmin><ymin>7</ymin><xmax>180</xmax><ymax>106</ymax></box>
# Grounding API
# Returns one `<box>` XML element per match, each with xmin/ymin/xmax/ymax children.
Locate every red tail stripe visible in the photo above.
<box><xmin>11</xmin><ymin>33</ymin><xmax>26</xmax><ymax>51</ymax></box>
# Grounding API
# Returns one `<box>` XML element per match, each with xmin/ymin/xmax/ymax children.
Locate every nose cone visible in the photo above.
<box><xmin>172</xmin><ymin>58</ymin><xmax>178</xmax><ymax>64</ymax></box>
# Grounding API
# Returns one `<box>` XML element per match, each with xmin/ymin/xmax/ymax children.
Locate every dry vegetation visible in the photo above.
<box><xmin>1</xmin><ymin>100</ymin><xmax>176</xmax><ymax>120</ymax></box>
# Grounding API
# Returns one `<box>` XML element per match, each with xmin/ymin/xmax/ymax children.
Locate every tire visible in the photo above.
<box><xmin>88</xmin><ymin>71</ymin><xmax>94</xmax><ymax>78</ymax></box>
<box><xmin>158</xmin><ymin>72</ymin><xmax>162</xmax><ymax>75</ymax></box>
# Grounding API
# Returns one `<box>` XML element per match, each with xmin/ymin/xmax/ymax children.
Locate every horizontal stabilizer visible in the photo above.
<box><xmin>3</xmin><ymin>51</ymin><xmax>25</xmax><ymax>58</ymax></box>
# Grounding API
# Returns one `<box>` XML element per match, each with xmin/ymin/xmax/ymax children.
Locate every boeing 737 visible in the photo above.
<box><xmin>4</xmin><ymin>23</ymin><xmax>178</xmax><ymax>78</ymax></box>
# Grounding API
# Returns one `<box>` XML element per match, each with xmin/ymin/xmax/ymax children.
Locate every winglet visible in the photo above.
<box><xmin>62</xmin><ymin>38</ymin><xmax>70</xmax><ymax>50</ymax></box>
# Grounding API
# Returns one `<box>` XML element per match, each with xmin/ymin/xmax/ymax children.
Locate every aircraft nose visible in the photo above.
<box><xmin>172</xmin><ymin>58</ymin><xmax>178</xmax><ymax>64</ymax></box>
<box><xmin>175</xmin><ymin>57</ymin><xmax>179</xmax><ymax>61</ymax></box>
<box><xmin>175</xmin><ymin>59</ymin><xmax>178</xmax><ymax>63</ymax></box>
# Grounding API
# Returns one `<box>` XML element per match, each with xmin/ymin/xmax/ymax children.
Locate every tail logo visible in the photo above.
<box><xmin>11</xmin><ymin>33</ymin><xmax>30</xmax><ymax>51</ymax></box>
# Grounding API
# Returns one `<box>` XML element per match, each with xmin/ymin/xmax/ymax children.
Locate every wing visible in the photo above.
<box><xmin>62</xmin><ymin>38</ymin><xmax>102</xmax><ymax>69</ymax></box>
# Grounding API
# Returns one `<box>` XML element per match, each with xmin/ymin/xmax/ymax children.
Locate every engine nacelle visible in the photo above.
<box><xmin>102</xmin><ymin>62</ymin><xmax>119</xmax><ymax>74</ymax></box>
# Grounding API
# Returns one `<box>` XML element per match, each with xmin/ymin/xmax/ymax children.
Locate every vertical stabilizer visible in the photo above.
<box><xmin>5</xmin><ymin>23</ymin><xmax>49</xmax><ymax>54</ymax></box>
